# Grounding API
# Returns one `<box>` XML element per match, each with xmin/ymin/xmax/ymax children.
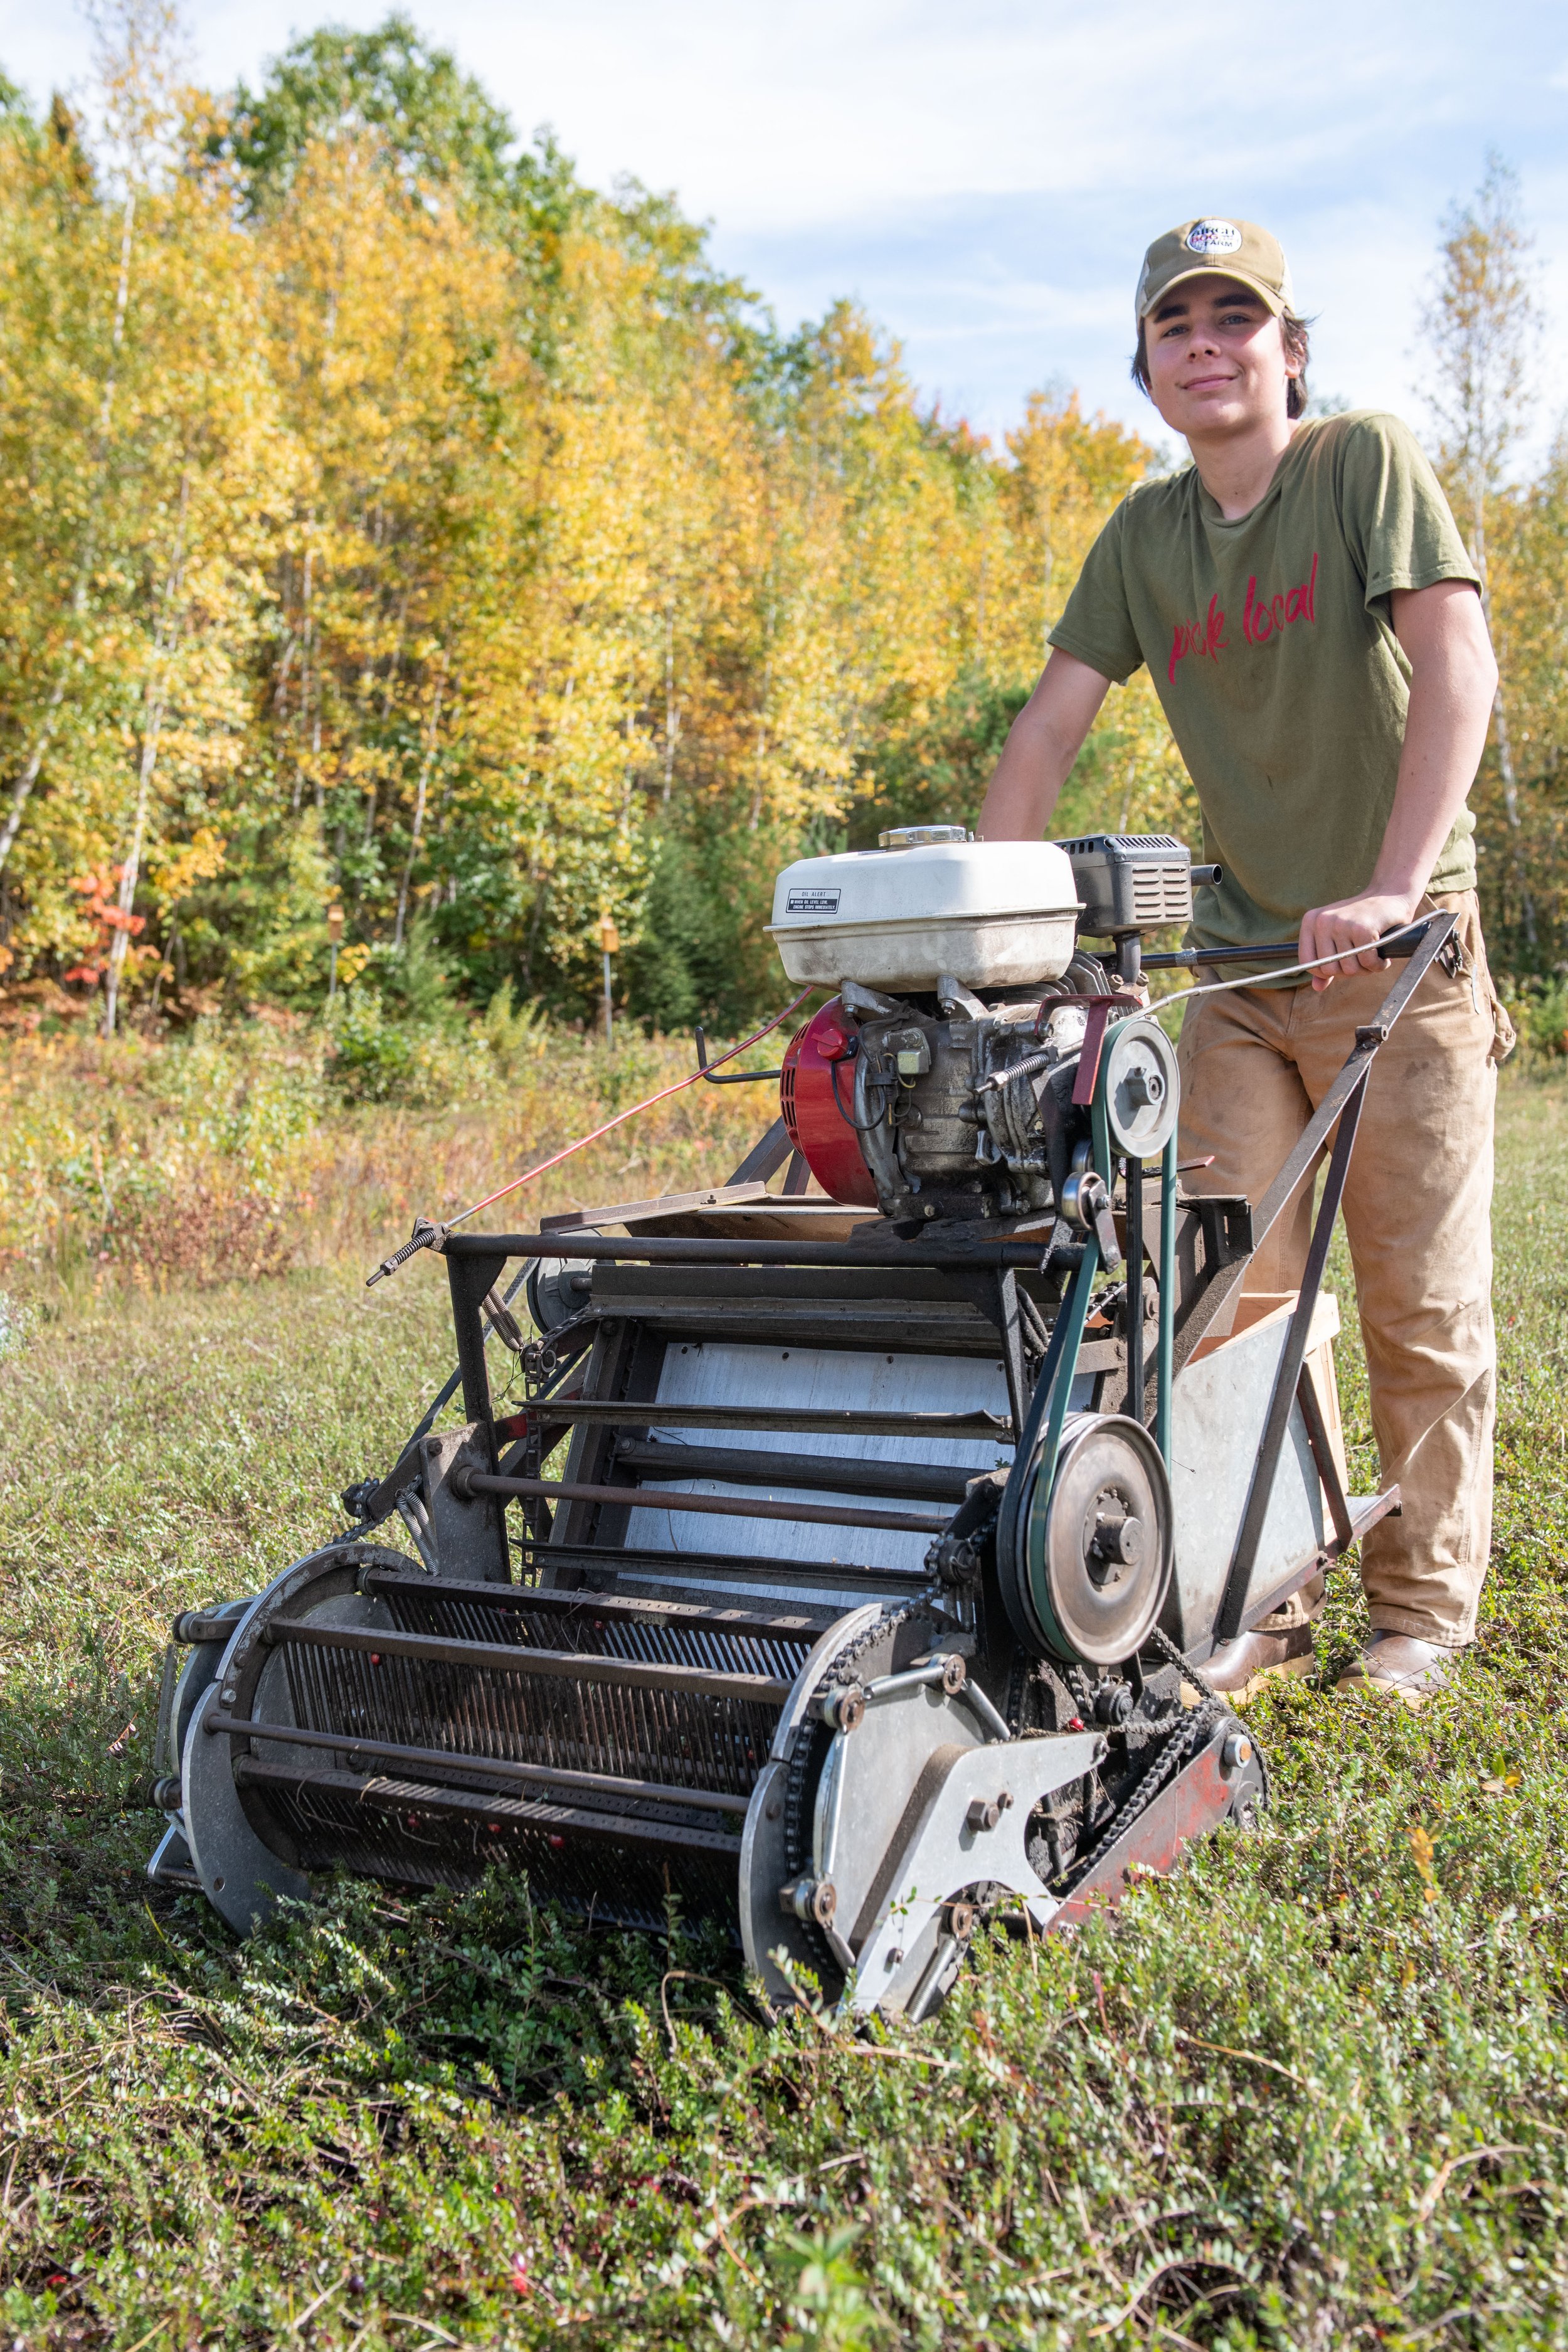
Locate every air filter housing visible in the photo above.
<box><xmin>1055</xmin><ymin>834</ymin><xmax>1204</xmax><ymax>937</ymax></box>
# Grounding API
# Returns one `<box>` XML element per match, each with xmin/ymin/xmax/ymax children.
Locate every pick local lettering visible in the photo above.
<box><xmin>1167</xmin><ymin>553</ymin><xmax>1318</xmax><ymax>684</ymax></box>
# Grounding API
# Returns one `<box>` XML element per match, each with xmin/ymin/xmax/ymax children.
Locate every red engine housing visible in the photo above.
<box><xmin>780</xmin><ymin>1000</ymin><xmax>879</xmax><ymax>1207</ymax></box>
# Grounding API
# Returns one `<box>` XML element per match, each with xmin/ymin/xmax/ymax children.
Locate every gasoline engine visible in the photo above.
<box><xmin>148</xmin><ymin>825</ymin><xmax>1449</xmax><ymax>2022</ymax></box>
<box><xmin>775</xmin><ymin>829</ymin><xmax>1186</xmax><ymax>1226</ymax></box>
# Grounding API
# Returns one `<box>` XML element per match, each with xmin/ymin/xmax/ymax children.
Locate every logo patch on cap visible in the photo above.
<box><xmin>1184</xmin><ymin>218</ymin><xmax>1243</xmax><ymax>257</ymax></box>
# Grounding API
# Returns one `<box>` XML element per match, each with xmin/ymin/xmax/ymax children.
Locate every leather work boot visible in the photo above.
<box><xmin>1202</xmin><ymin>1622</ymin><xmax>1317</xmax><ymax>1702</ymax></box>
<box><xmin>1335</xmin><ymin>1631</ymin><xmax>1465</xmax><ymax>1710</ymax></box>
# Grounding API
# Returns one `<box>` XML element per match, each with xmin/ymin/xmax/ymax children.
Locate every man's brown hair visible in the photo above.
<box><xmin>1131</xmin><ymin>308</ymin><xmax>1312</xmax><ymax>421</ymax></box>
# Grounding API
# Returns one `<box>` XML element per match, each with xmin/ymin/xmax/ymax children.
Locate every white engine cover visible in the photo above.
<box><xmin>768</xmin><ymin>838</ymin><xmax>1081</xmax><ymax>991</ymax></box>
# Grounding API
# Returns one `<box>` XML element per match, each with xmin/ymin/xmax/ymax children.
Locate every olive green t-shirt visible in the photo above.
<box><xmin>1047</xmin><ymin>411</ymin><xmax>1482</xmax><ymax>961</ymax></box>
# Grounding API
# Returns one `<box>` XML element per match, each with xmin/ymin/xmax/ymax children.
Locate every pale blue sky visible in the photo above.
<box><xmin>6</xmin><ymin>0</ymin><xmax>1567</xmax><ymax>459</ymax></box>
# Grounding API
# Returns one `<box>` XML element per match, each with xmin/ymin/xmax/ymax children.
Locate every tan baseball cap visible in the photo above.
<box><xmin>1135</xmin><ymin>218</ymin><xmax>1294</xmax><ymax>326</ymax></box>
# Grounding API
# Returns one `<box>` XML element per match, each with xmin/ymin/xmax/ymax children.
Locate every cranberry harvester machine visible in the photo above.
<box><xmin>150</xmin><ymin>830</ymin><xmax>1453</xmax><ymax>2020</ymax></box>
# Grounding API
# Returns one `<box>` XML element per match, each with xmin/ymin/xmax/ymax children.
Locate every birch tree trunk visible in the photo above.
<box><xmin>394</xmin><ymin>649</ymin><xmax>448</xmax><ymax>947</ymax></box>
<box><xmin>103</xmin><ymin>474</ymin><xmax>189</xmax><ymax>1037</ymax></box>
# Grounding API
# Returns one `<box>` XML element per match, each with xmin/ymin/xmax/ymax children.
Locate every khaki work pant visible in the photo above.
<box><xmin>1175</xmin><ymin>893</ymin><xmax>1512</xmax><ymax>1648</ymax></box>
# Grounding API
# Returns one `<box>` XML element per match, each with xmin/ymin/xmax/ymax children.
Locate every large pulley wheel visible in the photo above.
<box><xmin>1101</xmin><ymin>1017</ymin><xmax>1179</xmax><ymax>1160</ymax></box>
<box><xmin>1020</xmin><ymin>1413</ymin><xmax>1173</xmax><ymax>1665</ymax></box>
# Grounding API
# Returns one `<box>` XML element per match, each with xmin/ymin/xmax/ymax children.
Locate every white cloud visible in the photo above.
<box><xmin>3</xmin><ymin>0</ymin><xmax>1565</xmax><ymax>451</ymax></box>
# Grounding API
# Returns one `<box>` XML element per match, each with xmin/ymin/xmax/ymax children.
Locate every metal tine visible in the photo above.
<box><xmin>268</xmin><ymin>1633</ymin><xmax>780</xmax><ymax>1798</ymax></box>
<box><xmin>250</xmin><ymin>1770</ymin><xmax>744</xmax><ymax>1924</ymax></box>
<box><xmin>379</xmin><ymin>1579</ymin><xmax>818</xmax><ymax>1682</ymax></box>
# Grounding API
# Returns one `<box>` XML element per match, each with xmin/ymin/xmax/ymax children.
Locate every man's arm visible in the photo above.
<box><xmin>1300</xmin><ymin>580</ymin><xmax>1498</xmax><ymax>990</ymax></box>
<box><xmin>975</xmin><ymin>650</ymin><xmax>1113</xmax><ymax>839</ymax></box>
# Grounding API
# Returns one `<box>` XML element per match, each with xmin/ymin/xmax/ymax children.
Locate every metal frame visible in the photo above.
<box><xmin>993</xmin><ymin>909</ymin><xmax>1455</xmax><ymax>1657</ymax></box>
<box><xmin>1210</xmin><ymin>912</ymin><xmax>1455</xmax><ymax>1641</ymax></box>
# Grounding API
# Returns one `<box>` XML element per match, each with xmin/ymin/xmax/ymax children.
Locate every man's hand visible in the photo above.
<box><xmin>1299</xmin><ymin>892</ymin><xmax>1421</xmax><ymax>992</ymax></box>
<box><xmin>1300</xmin><ymin>580</ymin><xmax>1495</xmax><ymax>991</ymax></box>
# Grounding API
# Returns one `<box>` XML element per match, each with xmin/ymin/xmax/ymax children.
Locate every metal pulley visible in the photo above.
<box><xmin>1012</xmin><ymin>1412</ymin><xmax>1173</xmax><ymax>1666</ymax></box>
<box><xmin>525</xmin><ymin>1240</ymin><xmax>599</xmax><ymax>1332</ymax></box>
<box><xmin>1100</xmin><ymin>1017</ymin><xmax>1180</xmax><ymax>1159</ymax></box>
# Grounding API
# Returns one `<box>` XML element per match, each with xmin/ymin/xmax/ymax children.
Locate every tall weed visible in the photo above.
<box><xmin>1502</xmin><ymin>971</ymin><xmax>1568</xmax><ymax>1061</ymax></box>
<box><xmin>0</xmin><ymin>1008</ymin><xmax>771</xmax><ymax>1288</ymax></box>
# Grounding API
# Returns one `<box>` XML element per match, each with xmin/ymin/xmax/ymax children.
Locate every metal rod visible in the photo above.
<box><xmin>1125</xmin><ymin>1153</ymin><xmax>1144</xmax><ymax>1421</ymax></box>
<box><xmin>260</xmin><ymin>1616</ymin><xmax>793</xmax><ymax>1703</ymax></box>
<box><xmin>724</xmin><ymin>1116</ymin><xmax>794</xmax><ymax>1187</ymax></box>
<box><xmin>1295</xmin><ymin>1364</ymin><xmax>1355</xmax><ymax>1552</ymax></box>
<box><xmin>1157</xmin><ymin>1131</ymin><xmax>1177</xmax><ymax>1468</ymax></box>
<box><xmin>494</xmin><ymin>1401</ymin><xmax>1014</xmax><ymax>1441</ymax></box>
<box><xmin>1246</xmin><ymin>913</ymin><xmax>1456</xmax><ymax>1255</ymax></box>
<box><xmin>466</xmin><ymin>1470</ymin><xmax>952</xmax><ymax>1536</ymax></box>
<box><xmin>961</xmin><ymin>1678</ymin><xmax>1014</xmax><ymax>1742</ymax></box>
<box><xmin>446</xmin><ymin>1249</ymin><xmax>506</xmax><ymax>1427</ymax></box>
<box><xmin>396</xmin><ymin>1486</ymin><xmax>438</xmax><ymax>1574</ymax></box>
<box><xmin>1141</xmin><ymin>918</ymin><xmax>1436</xmax><ymax>970</ymax></box>
<box><xmin>445</xmin><ymin>1231</ymin><xmax>1065</xmax><ymax>1270</ymax></box>
<box><xmin>204</xmin><ymin>1708</ymin><xmax>754</xmax><ymax>1814</ymax></box>
<box><xmin>863</xmin><ymin>1660</ymin><xmax>951</xmax><ymax>1700</ymax></box>
<box><xmin>508</xmin><ymin>1536</ymin><xmax>931</xmax><ymax>1587</ymax></box>
<box><xmin>234</xmin><ymin>1756</ymin><xmax>745</xmax><ymax>1858</ymax></box>
<box><xmin>695</xmin><ymin>1024</ymin><xmax>783</xmax><ymax>1084</ymax></box>
<box><xmin>1207</xmin><ymin>1487</ymin><xmax>1401</xmax><ymax>1655</ymax></box>
<box><xmin>1214</xmin><ymin>1073</ymin><xmax>1370</xmax><ymax>1646</ymax></box>
<box><xmin>610</xmin><ymin>1438</ymin><xmax>979</xmax><ymax>1504</ymax></box>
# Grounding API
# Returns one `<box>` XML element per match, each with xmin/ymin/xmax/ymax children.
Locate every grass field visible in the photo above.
<box><xmin>0</xmin><ymin>1056</ymin><xmax>1565</xmax><ymax>2349</ymax></box>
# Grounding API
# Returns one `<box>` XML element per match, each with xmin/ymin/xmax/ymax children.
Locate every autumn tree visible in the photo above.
<box><xmin>1420</xmin><ymin>154</ymin><xmax>1547</xmax><ymax>959</ymax></box>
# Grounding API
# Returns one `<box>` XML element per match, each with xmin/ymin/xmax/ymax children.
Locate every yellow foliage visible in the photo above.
<box><xmin>0</xmin><ymin>9</ymin><xmax>1192</xmax><ymax>1020</ymax></box>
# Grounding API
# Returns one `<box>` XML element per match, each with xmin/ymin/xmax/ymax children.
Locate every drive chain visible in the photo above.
<box><xmin>1049</xmin><ymin>1628</ymin><xmax>1237</xmax><ymax>1904</ymax></box>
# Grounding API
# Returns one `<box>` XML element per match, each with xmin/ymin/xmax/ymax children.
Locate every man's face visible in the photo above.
<box><xmin>1143</xmin><ymin>273</ymin><xmax>1297</xmax><ymax>438</ymax></box>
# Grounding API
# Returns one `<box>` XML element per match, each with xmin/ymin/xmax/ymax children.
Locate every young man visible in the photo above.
<box><xmin>978</xmin><ymin>218</ymin><xmax>1512</xmax><ymax>1708</ymax></box>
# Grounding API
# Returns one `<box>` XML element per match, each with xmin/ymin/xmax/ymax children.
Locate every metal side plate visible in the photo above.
<box><xmin>850</xmin><ymin>1729</ymin><xmax>1103</xmax><ymax>2016</ymax></box>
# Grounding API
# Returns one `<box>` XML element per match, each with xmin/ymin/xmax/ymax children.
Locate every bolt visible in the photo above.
<box><xmin>945</xmin><ymin>1901</ymin><xmax>977</xmax><ymax>1941</ymax></box>
<box><xmin>941</xmin><ymin>1654</ymin><xmax>968</xmax><ymax>1695</ymax></box>
<box><xmin>885</xmin><ymin>1946</ymin><xmax>904</xmax><ymax>1968</ymax></box>
<box><xmin>1094</xmin><ymin>1682</ymin><xmax>1135</xmax><ymax>1727</ymax></box>
<box><xmin>780</xmin><ymin>1876</ymin><xmax>837</xmax><ymax>1927</ymax></box>
<box><xmin>1221</xmin><ymin>1731</ymin><xmax>1253</xmax><ymax>1771</ymax></box>
<box><xmin>966</xmin><ymin>1793</ymin><xmax>1011</xmax><ymax>1833</ymax></box>
<box><xmin>820</xmin><ymin>1683</ymin><xmax>866</xmax><ymax>1732</ymax></box>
